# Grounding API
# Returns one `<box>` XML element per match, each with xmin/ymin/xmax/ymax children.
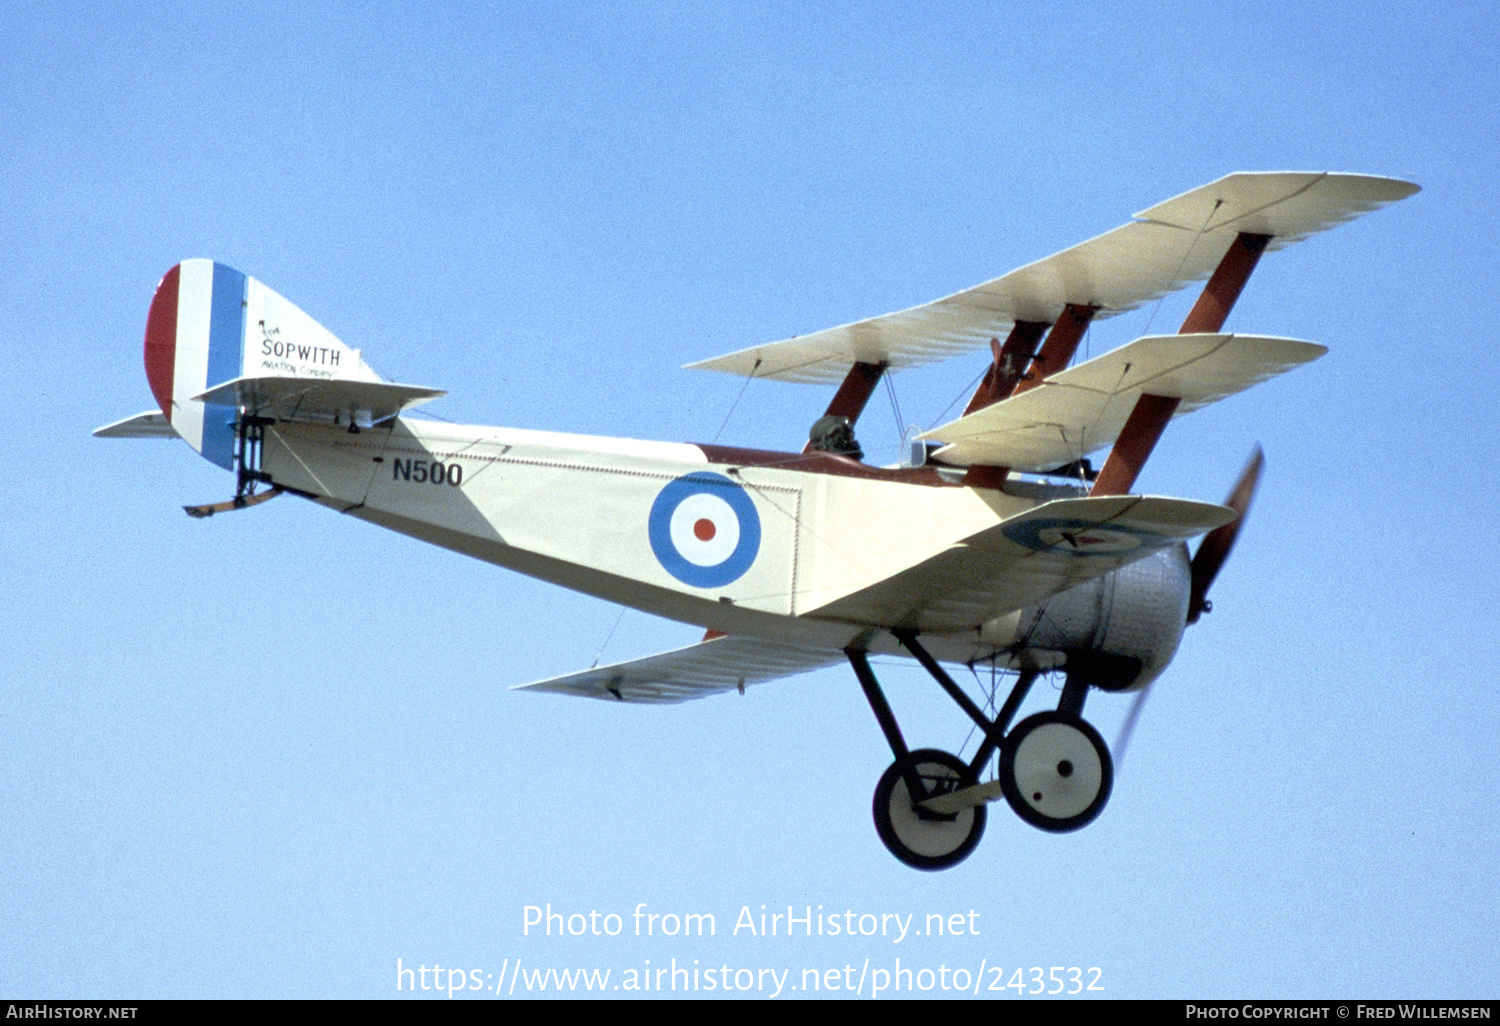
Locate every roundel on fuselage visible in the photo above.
<box><xmin>648</xmin><ymin>472</ymin><xmax>761</xmax><ymax>588</ymax></box>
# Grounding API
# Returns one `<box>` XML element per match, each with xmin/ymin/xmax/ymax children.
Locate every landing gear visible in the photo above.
<box><xmin>848</xmin><ymin>633</ymin><xmax>1115</xmax><ymax>869</ymax></box>
<box><xmin>999</xmin><ymin>710</ymin><xmax>1113</xmax><ymax>832</ymax></box>
<box><xmin>872</xmin><ymin>749</ymin><xmax>985</xmax><ymax>871</ymax></box>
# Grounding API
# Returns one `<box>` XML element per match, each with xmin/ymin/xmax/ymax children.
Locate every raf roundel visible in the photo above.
<box><xmin>1001</xmin><ymin>517</ymin><xmax>1163</xmax><ymax>556</ymax></box>
<box><xmin>648</xmin><ymin>472</ymin><xmax>761</xmax><ymax>588</ymax></box>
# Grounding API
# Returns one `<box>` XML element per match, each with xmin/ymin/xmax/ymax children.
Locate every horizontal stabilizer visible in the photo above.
<box><xmin>920</xmin><ymin>333</ymin><xmax>1325</xmax><ymax>469</ymax></box>
<box><xmin>514</xmin><ymin>635</ymin><xmax>844</xmax><ymax>704</ymax></box>
<box><xmin>686</xmin><ymin>172</ymin><xmax>1416</xmax><ymax>384</ymax></box>
<box><xmin>808</xmin><ymin>494</ymin><xmax>1236</xmax><ymax>632</ymax></box>
<box><xmin>93</xmin><ymin>410</ymin><xmax>178</xmax><ymax>439</ymax></box>
<box><xmin>193</xmin><ymin>376</ymin><xmax>444</xmax><ymax>428</ymax></box>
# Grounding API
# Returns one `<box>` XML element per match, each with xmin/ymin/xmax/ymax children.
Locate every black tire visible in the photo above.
<box><xmin>872</xmin><ymin>748</ymin><xmax>985</xmax><ymax>871</ymax></box>
<box><xmin>1000</xmin><ymin>711</ymin><xmax>1113</xmax><ymax>832</ymax></box>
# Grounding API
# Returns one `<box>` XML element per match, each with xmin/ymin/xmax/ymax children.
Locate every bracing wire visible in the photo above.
<box><xmin>711</xmin><ymin>358</ymin><xmax>761</xmax><ymax>444</ymax></box>
<box><xmin>883</xmin><ymin>372</ymin><xmax>905</xmax><ymax>453</ymax></box>
<box><xmin>590</xmin><ymin>605</ymin><xmax>628</xmax><ymax>669</ymax></box>
<box><xmin>1138</xmin><ymin>198</ymin><xmax>1223</xmax><ymax>338</ymax></box>
<box><xmin>927</xmin><ymin>365</ymin><xmax>988</xmax><ymax>430</ymax></box>
<box><xmin>957</xmin><ymin>660</ymin><xmax>1006</xmax><ymax>767</ymax></box>
<box><xmin>1058</xmin><ymin>198</ymin><xmax>1217</xmax><ymax>480</ymax></box>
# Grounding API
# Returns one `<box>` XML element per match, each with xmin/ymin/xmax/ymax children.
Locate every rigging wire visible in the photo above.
<box><xmin>957</xmin><ymin>659</ymin><xmax>1006</xmax><ymax>769</ymax></box>
<box><xmin>1057</xmin><ymin>199</ymin><xmax>1221</xmax><ymax>482</ymax></box>
<box><xmin>711</xmin><ymin>358</ymin><xmax>761</xmax><ymax>444</ymax></box>
<box><xmin>1071</xmin><ymin>357</ymin><xmax>1136</xmax><ymax>472</ymax></box>
<box><xmin>883</xmin><ymin>370</ymin><xmax>905</xmax><ymax>451</ymax></box>
<box><xmin>590</xmin><ymin>605</ymin><xmax>628</xmax><ymax>669</ymax></box>
<box><xmin>1138</xmin><ymin>198</ymin><xmax>1224</xmax><ymax>338</ymax></box>
<box><xmin>926</xmin><ymin>365</ymin><xmax>988</xmax><ymax>430</ymax></box>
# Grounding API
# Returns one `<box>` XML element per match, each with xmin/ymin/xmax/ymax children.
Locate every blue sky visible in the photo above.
<box><xmin>4</xmin><ymin>0</ymin><xmax>1498</xmax><ymax>1000</ymax></box>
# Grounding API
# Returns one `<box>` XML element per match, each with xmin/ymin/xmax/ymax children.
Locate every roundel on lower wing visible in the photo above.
<box><xmin>648</xmin><ymin>472</ymin><xmax>761</xmax><ymax>588</ymax></box>
<box><xmin>1001</xmin><ymin>518</ymin><xmax>1163</xmax><ymax>556</ymax></box>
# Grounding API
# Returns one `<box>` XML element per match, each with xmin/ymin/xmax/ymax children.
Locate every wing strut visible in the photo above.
<box><xmin>1012</xmin><ymin>303</ymin><xmax>1098</xmax><ymax>398</ymax></box>
<box><xmin>1088</xmin><ymin>394</ymin><xmax>1181</xmax><ymax>495</ymax></box>
<box><xmin>1179</xmin><ymin>232</ymin><xmax>1270</xmax><ymax>335</ymax></box>
<box><xmin>962</xmin><ymin>304</ymin><xmax>1096</xmax><ymax>490</ymax></box>
<box><xmin>1090</xmin><ymin>233</ymin><xmax>1268</xmax><ymax>496</ymax></box>
<box><xmin>961</xmin><ymin>321</ymin><xmax>1049</xmax><ymax>416</ymax></box>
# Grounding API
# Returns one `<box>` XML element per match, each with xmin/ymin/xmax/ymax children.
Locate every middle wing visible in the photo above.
<box><xmin>918</xmin><ymin>332</ymin><xmax>1325</xmax><ymax>469</ymax></box>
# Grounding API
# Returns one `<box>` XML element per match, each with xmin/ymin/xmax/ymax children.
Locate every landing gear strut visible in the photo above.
<box><xmin>848</xmin><ymin>631</ymin><xmax>1114</xmax><ymax>869</ymax></box>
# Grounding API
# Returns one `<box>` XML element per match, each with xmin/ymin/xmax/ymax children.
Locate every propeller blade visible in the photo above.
<box><xmin>1114</xmin><ymin>683</ymin><xmax>1152</xmax><ymax>768</ymax></box>
<box><xmin>1187</xmin><ymin>446</ymin><xmax>1264</xmax><ymax>625</ymax></box>
<box><xmin>1121</xmin><ymin>447</ymin><xmax>1264</xmax><ymax>766</ymax></box>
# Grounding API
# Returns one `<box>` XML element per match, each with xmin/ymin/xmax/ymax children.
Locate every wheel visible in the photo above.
<box><xmin>1000</xmin><ymin>711</ymin><xmax>1113</xmax><ymax>832</ymax></box>
<box><xmin>872</xmin><ymin>748</ymin><xmax>986</xmax><ymax>871</ymax></box>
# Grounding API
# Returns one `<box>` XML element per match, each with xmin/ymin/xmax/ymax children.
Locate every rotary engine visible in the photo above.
<box><xmin>1011</xmin><ymin>545</ymin><xmax>1194</xmax><ymax>693</ymax></box>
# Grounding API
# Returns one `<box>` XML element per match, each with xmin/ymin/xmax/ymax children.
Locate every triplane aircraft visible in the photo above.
<box><xmin>99</xmin><ymin>172</ymin><xmax>1417</xmax><ymax>870</ymax></box>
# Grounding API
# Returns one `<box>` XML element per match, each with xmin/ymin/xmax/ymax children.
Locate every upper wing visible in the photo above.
<box><xmin>513</xmin><ymin>635</ymin><xmax>845</xmax><ymax>704</ymax></box>
<box><xmin>685</xmin><ymin>172</ymin><xmax>1417</xmax><ymax>384</ymax></box>
<box><xmin>918</xmin><ymin>333</ymin><xmax>1325</xmax><ymax>469</ymax></box>
<box><xmin>806</xmin><ymin>493</ymin><xmax>1236</xmax><ymax>632</ymax></box>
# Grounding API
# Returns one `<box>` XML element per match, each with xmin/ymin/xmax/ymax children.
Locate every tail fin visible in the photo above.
<box><xmin>141</xmin><ymin>260</ymin><xmax>440</xmax><ymax>469</ymax></box>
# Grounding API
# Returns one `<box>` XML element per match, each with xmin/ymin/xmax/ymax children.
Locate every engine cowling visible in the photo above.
<box><xmin>1010</xmin><ymin>545</ymin><xmax>1193</xmax><ymax>692</ymax></box>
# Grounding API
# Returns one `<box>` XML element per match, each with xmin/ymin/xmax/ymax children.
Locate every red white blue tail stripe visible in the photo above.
<box><xmin>144</xmin><ymin>260</ymin><xmax>245</xmax><ymax>469</ymax></box>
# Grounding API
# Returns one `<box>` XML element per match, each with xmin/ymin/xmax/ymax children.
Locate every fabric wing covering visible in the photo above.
<box><xmin>684</xmin><ymin>172</ymin><xmax>1417</xmax><ymax>384</ymax></box>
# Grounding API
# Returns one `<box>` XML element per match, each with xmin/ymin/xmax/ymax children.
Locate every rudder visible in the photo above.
<box><xmin>141</xmin><ymin>260</ymin><xmax>388</xmax><ymax>470</ymax></box>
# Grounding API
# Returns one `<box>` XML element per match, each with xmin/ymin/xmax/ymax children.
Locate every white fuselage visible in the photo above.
<box><xmin>259</xmin><ymin>416</ymin><xmax>1052</xmax><ymax>663</ymax></box>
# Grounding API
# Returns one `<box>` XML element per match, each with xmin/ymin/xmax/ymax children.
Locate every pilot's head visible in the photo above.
<box><xmin>808</xmin><ymin>415</ymin><xmax>863</xmax><ymax>460</ymax></box>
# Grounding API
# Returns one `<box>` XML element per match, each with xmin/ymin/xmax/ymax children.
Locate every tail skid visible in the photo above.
<box><xmin>184</xmin><ymin>486</ymin><xmax>285</xmax><ymax>519</ymax></box>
